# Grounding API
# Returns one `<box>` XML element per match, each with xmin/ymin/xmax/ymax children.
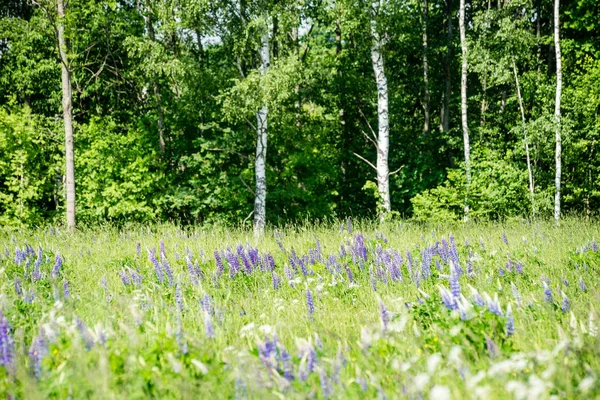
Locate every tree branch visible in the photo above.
<box><xmin>353</xmin><ymin>152</ymin><xmax>377</xmax><ymax>171</ymax></box>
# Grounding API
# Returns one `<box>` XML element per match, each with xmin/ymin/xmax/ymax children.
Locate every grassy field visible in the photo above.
<box><xmin>0</xmin><ymin>218</ymin><xmax>599</xmax><ymax>399</ymax></box>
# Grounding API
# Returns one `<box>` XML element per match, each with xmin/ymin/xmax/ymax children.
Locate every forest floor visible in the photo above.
<box><xmin>0</xmin><ymin>219</ymin><xmax>599</xmax><ymax>398</ymax></box>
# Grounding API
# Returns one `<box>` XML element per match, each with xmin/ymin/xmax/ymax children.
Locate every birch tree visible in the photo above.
<box><xmin>459</xmin><ymin>0</ymin><xmax>470</xmax><ymax>220</ymax></box>
<box><xmin>370</xmin><ymin>1</ymin><xmax>391</xmax><ymax>218</ymax></box>
<box><xmin>422</xmin><ymin>0</ymin><xmax>430</xmax><ymax>135</ymax></box>
<box><xmin>553</xmin><ymin>0</ymin><xmax>562</xmax><ymax>222</ymax></box>
<box><xmin>254</xmin><ymin>24</ymin><xmax>270</xmax><ymax>235</ymax></box>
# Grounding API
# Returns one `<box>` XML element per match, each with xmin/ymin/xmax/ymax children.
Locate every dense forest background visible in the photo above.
<box><xmin>0</xmin><ymin>0</ymin><xmax>598</xmax><ymax>228</ymax></box>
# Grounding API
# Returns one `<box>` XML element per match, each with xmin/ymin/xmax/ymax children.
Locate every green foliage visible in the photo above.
<box><xmin>0</xmin><ymin>104</ymin><xmax>61</xmax><ymax>226</ymax></box>
<box><xmin>411</xmin><ymin>150</ymin><xmax>530</xmax><ymax>221</ymax></box>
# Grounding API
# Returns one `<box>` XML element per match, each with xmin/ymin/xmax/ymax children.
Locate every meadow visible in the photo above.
<box><xmin>0</xmin><ymin>218</ymin><xmax>599</xmax><ymax>399</ymax></box>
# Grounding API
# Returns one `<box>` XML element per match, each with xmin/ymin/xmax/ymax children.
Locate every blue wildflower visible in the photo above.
<box><xmin>306</xmin><ymin>289</ymin><xmax>315</xmax><ymax>317</ymax></box>
<box><xmin>29</xmin><ymin>328</ymin><xmax>48</xmax><ymax>379</ymax></box>
<box><xmin>561</xmin><ymin>292</ymin><xmax>570</xmax><ymax>313</ymax></box>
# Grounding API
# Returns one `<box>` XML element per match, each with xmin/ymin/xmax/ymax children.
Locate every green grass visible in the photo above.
<box><xmin>0</xmin><ymin>218</ymin><xmax>599</xmax><ymax>399</ymax></box>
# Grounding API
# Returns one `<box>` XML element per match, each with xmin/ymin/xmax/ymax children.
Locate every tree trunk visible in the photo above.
<box><xmin>440</xmin><ymin>0</ymin><xmax>453</xmax><ymax>133</ymax></box>
<box><xmin>553</xmin><ymin>0</ymin><xmax>562</xmax><ymax>222</ymax></box>
<box><xmin>459</xmin><ymin>0</ymin><xmax>470</xmax><ymax>220</ymax></box>
<box><xmin>253</xmin><ymin>28</ymin><xmax>270</xmax><ymax>235</ymax></box>
<box><xmin>422</xmin><ymin>0</ymin><xmax>430</xmax><ymax>135</ymax></box>
<box><xmin>512</xmin><ymin>57</ymin><xmax>535</xmax><ymax>216</ymax></box>
<box><xmin>57</xmin><ymin>0</ymin><xmax>75</xmax><ymax>231</ymax></box>
<box><xmin>371</xmin><ymin>28</ymin><xmax>391</xmax><ymax>219</ymax></box>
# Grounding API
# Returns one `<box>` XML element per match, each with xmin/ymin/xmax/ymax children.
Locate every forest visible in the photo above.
<box><xmin>0</xmin><ymin>0</ymin><xmax>598</xmax><ymax>230</ymax></box>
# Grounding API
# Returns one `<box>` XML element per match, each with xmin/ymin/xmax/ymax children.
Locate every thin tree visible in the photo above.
<box><xmin>512</xmin><ymin>57</ymin><xmax>535</xmax><ymax>215</ymax></box>
<box><xmin>55</xmin><ymin>0</ymin><xmax>76</xmax><ymax>230</ymax></box>
<box><xmin>553</xmin><ymin>0</ymin><xmax>562</xmax><ymax>222</ymax></box>
<box><xmin>370</xmin><ymin>4</ymin><xmax>391</xmax><ymax>218</ymax></box>
<box><xmin>459</xmin><ymin>0</ymin><xmax>470</xmax><ymax>220</ymax></box>
<box><xmin>254</xmin><ymin>24</ymin><xmax>270</xmax><ymax>235</ymax></box>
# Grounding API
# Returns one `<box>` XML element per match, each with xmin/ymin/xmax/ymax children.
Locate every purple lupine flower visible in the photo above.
<box><xmin>515</xmin><ymin>262</ymin><xmax>523</xmax><ymax>274</ymax></box>
<box><xmin>75</xmin><ymin>317</ymin><xmax>94</xmax><ymax>350</ymax></box>
<box><xmin>264</xmin><ymin>253</ymin><xmax>275</xmax><ymax>272</ymax></box>
<box><xmin>498</xmin><ymin>267</ymin><xmax>505</xmax><ymax>277</ymax></box>
<box><xmin>51</xmin><ymin>254</ymin><xmax>63</xmax><ymax>278</ymax></box>
<box><xmin>466</xmin><ymin>256</ymin><xmax>474</xmax><ymax>277</ymax></box>
<box><xmin>339</xmin><ymin>244</ymin><xmax>346</xmax><ymax>258</ymax></box>
<box><xmin>479</xmin><ymin>237</ymin><xmax>485</xmax><ymax>250</ymax></box>
<box><xmin>214</xmin><ymin>250</ymin><xmax>224</xmax><ymax>277</ymax></box>
<box><xmin>347</xmin><ymin>217</ymin><xmax>353</xmax><ymax>234</ymax></box>
<box><xmin>131</xmin><ymin>271</ymin><xmax>142</xmax><ymax>287</ymax></box>
<box><xmin>561</xmin><ymin>292</ymin><xmax>570</xmax><ymax>313</ymax></box>
<box><xmin>562</xmin><ymin>277</ymin><xmax>569</xmax><ymax>287</ymax></box>
<box><xmin>119</xmin><ymin>270</ymin><xmax>131</xmax><ymax>286</ymax></box>
<box><xmin>281</xmin><ymin>346</ymin><xmax>294</xmax><ymax>381</ymax></box>
<box><xmin>307</xmin><ymin>345</ymin><xmax>317</xmax><ymax>373</ymax></box>
<box><xmin>204</xmin><ymin>311</ymin><xmax>215</xmax><ymax>339</ymax></box>
<box><xmin>136</xmin><ymin>242</ymin><xmax>141</xmax><ymax>258</ymax></box>
<box><xmin>160</xmin><ymin>251</ymin><xmax>174</xmax><ymax>286</ymax></box>
<box><xmin>543</xmin><ymin>281</ymin><xmax>553</xmax><ymax>303</ymax></box>
<box><xmin>487</xmin><ymin>296</ymin><xmax>503</xmax><ymax>316</ymax></box>
<box><xmin>306</xmin><ymin>289</ymin><xmax>315</xmax><ymax>317</ymax></box>
<box><xmin>486</xmin><ymin>337</ymin><xmax>498</xmax><ymax>358</ymax></box>
<box><xmin>24</xmin><ymin>289</ymin><xmax>35</xmax><ymax>303</ymax></box>
<box><xmin>175</xmin><ymin>284</ymin><xmax>184</xmax><ymax>313</ymax></box>
<box><xmin>449</xmin><ymin>271</ymin><xmax>461</xmax><ymax>298</ymax></box>
<box><xmin>14</xmin><ymin>278</ymin><xmax>22</xmax><ymax>296</ymax></box>
<box><xmin>0</xmin><ymin>311</ymin><xmax>15</xmax><ymax>371</ymax></box>
<box><xmin>289</xmin><ymin>248</ymin><xmax>299</xmax><ymax>272</ymax></box>
<box><xmin>272</xmin><ymin>272</ymin><xmax>281</xmax><ymax>290</ymax></box>
<box><xmin>369</xmin><ymin>266</ymin><xmax>377</xmax><ymax>292</ymax></box>
<box><xmin>579</xmin><ymin>278</ymin><xmax>587</xmax><ymax>292</ymax></box>
<box><xmin>201</xmin><ymin>293</ymin><xmax>212</xmax><ymax>315</ymax></box>
<box><xmin>345</xmin><ymin>264</ymin><xmax>355</xmax><ymax>284</ymax></box>
<box><xmin>441</xmin><ymin>288</ymin><xmax>458</xmax><ymax>310</ymax></box>
<box><xmin>472</xmin><ymin>289</ymin><xmax>485</xmax><ymax>307</ymax></box>
<box><xmin>160</xmin><ymin>240</ymin><xmax>165</xmax><ymax>256</ymax></box>
<box><xmin>237</xmin><ymin>244</ymin><xmax>252</xmax><ymax>274</ymax></box>
<box><xmin>274</xmin><ymin>231</ymin><xmax>286</xmax><ymax>254</ymax></box>
<box><xmin>354</xmin><ymin>233</ymin><xmax>367</xmax><ymax>261</ymax></box>
<box><xmin>29</xmin><ymin>328</ymin><xmax>48</xmax><ymax>379</ymax></box>
<box><xmin>379</xmin><ymin>300</ymin><xmax>389</xmax><ymax>331</ymax></box>
<box><xmin>406</xmin><ymin>250</ymin><xmax>413</xmax><ymax>276</ymax></box>
<box><xmin>148</xmin><ymin>248</ymin><xmax>163</xmax><ymax>283</ymax></box>
<box><xmin>14</xmin><ymin>247</ymin><xmax>26</xmax><ymax>266</ymax></box>
<box><xmin>225</xmin><ymin>246</ymin><xmax>240</xmax><ymax>278</ymax></box>
<box><xmin>284</xmin><ymin>266</ymin><xmax>295</xmax><ymax>287</ymax></box>
<box><xmin>506</xmin><ymin>305</ymin><xmax>515</xmax><ymax>337</ymax></box>
<box><xmin>320</xmin><ymin>367</ymin><xmax>331</xmax><ymax>398</ymax></box>
<box><xmin>299</xmin><ymin>257</ymin><xmax>309</xmax><ymax>277</ymax></box>
<box><xmin>421</xmin><ymin>247</ymin><xmax>432</xmax><ymax>279</ymax></box>
<box><xmin>502</xmin><ymin>232</ymin><xmax>509</xmax><ymax>245</ymax></box>
<box><xmin>186</xmin><ymin>256</ymin><xmax>198</xmax><ymax>285</ymax></box>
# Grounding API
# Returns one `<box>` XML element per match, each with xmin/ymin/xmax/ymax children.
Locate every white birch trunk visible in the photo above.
<box><xmin>553</xmin><ymin>0</ymin><xmax>562</xmax><ymax>222</ymax></box>
<box><xmin>512</xmin><ymin>57</ymin><xmax>535</xmax><ymax>215</ymax></box>
<box><xmin>371</xmin><ymin>26</ymin><xmax>391</xmax><ymax>218</ymax></box>
<box><xmin>253</xmin><ymin>29</ymin><xmax>269</xmax><ymax>235</ymax></box>
<box><xmin>459</xmin><ymin>0</ymin><xmax>471</xmax><ymax>220</ymax></box>
<box><xmin>57</xmin><ymin>0</ymin><xmax>76</xmax><ymax>230</ymax></box>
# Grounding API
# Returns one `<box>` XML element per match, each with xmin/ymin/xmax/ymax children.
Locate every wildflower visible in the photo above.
<box><xmin>148</xmin><ymin>249</ymin><xmax>163</xmax><ymax>283</ymax></box>
<box><xmin>319</xmin><ymin>367</ymin><xmax>332</xmax><ymax>398</ymax></box>
<box><xmin>225</xmin><ymin>246</ymin><xmax>240</xmax><ymax>278</ymax></box>
<box><xmin>14</xmin><ymin>278</ymin><xmax>22</xmax><ymax>296</ymax></box>
<box><xmin>201</xmin><ymin>293</ymin><xmax>211</xmax><ymax>315</ymax></box>
<box><xmin>214</xmin><ymin>250</ymin><xmax>224</xmax><ymax>276</ymax></box>
<box><xmin>131</xmin><ymin>271</ymin><xmax>142</xmax><ymax>287</ymax></box>
<box><xmin>119</xmin><ymin>269</ymin><xmax>131</xmax><ymax>286</ymax></box>
<box><xmin>561</xmin><ymin>292</ymin><xmax>570</xmax><ymax>313</ymax></box>
<box><xmin>449</xmin><ymin>269</ymin><xmax>461</xmax><ymax>298</ymax></box>
<box><xmin>487</xmin><ymin>293</ymin><xmax>503</xmax><ymax>316</ymax></box>
<box><xmin>284</xmin><ymin>266</ymin><xmax>294</xmax><ymax>287</ymax></box>
<box><xmin>175</xmin><ymin>284</ymin><xmax>184</xmax><ymax>313</ymax></box>
<box><xmin>51</xmin><ymin>254</ymin><xmax>63</xmax><ymax>278</ymax></box>
<box><xmin>347</xmin><ymin>217</ymin><xmax>353</xmax><ymax>234</ymax></box>
<box><xmin>345</xmin><ymin>264</ymin><xmax>355</xmax><ymax>284</ymax></box>
<box><xmin>511</xmin><ymin>283</ymin><xmax>522</xmax><ymax>307</ymax></box>
<box><xmin>75</xmin><ymin>317</ymin><xmax>94</xmax><ymax>350</ymax></box>
<box><xmin>0</xmin><ymin>311</ymin><xmax>15</xmax><ymax>371</ymax></box>
<box><xmin>136</xmin><ymin>242</ymin><xmax>141</xmax><ymax>258</ymax></box>
<box><xmin>440</xmin><ymin>287</ymin><xmax>458</xmax><ymax>311</ymax></box>
<box><xmin>515</xmin><ymin>262</ymin><xmax>523</xmax><ymax>274</ymax></box>
<box><xmin>280</xmin><ymin>346</ymin><xmax>294</xmax><ymax>381</ymax></box>
<box><xmin>237</xmin><ymin>244</ymin><xmax>252</xmax><ymax>274</ymax></box>
<box><xmin>506</xmin><ymin>305</ymin><xmax>515</xmax><ymax>336</ymax></box>
<box><xmin>562</xmin><ymin>277</ymin><xmax>569</xmax><ymax>287</ymax></box>
<box><xmin>63</xmin><ymin>281</ymin><xmax>70</xmax><ymax>299</ymax></box>
<box><xmin>29</xmin><ymin>328</ymin><xmax>48</xmax><ymax>379</ymax></box>
<box><xmin>486</xmin><ymin>336</ymin><xmax>498</xmax><ymax>358</ymax></box>
<box><xmin>161</xmin><ymin>252</ymin><xmax>174</xmax><ymax>286</ymax></box>
<box><xmin>306</xmin><ymin>289</ymin><xmax>315</xmax><ymax>317</ymax></box>
<box><xmin>579</xmin><ymin>278</ymin><xmax>587</xmax><ymax>292</ymax></box>
<box><xmin>502</xmin><ymin>232</ymin><xmax>509</xmax><ymax>245</ymax></box>
<box><xmin>543</xmin><ymin>281</ymin><xmax>553</xmax><ymax>303</ymax></box>
<box><xmin>271</xmin><ymin>272</ymin><xmax>281</xmax><ymax>290</ymax></box>
<box><xmin>379</xmin><ymin>300</ymin><xmax>389</xmax><ymax>332</ymax></box>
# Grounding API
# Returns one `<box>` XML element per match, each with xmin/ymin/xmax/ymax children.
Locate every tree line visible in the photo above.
<box><xmin>0</xmin><ymin>0</ymin><xmax>598</xmax><ymax>231</ymax></box>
